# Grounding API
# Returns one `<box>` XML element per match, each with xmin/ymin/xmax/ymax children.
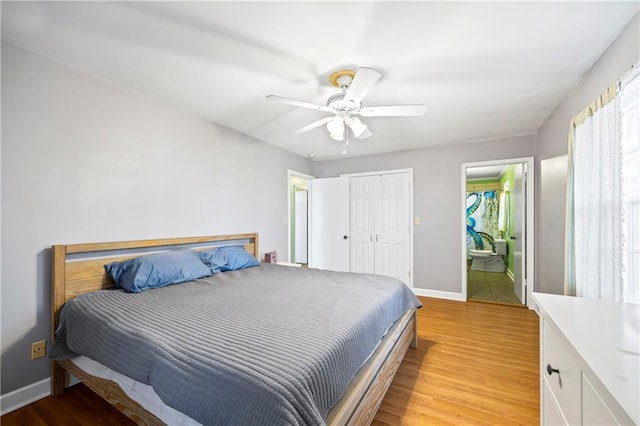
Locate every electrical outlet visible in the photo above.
<box><xmin>31</xmin><ymin>340</ymin><xmax>46</xmax><ymax>360</ymax></box>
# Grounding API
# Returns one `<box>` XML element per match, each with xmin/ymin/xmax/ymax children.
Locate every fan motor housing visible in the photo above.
<box><xmin>327</xmin><ymin>93</ymin><xmax>359</xmax><ymax>113</ymax></box>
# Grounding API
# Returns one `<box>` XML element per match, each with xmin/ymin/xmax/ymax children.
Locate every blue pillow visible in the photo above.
<box><xmin>105</xmin><ymin>249</ymin><xmax>211</xmax><ymax>293</ymax></box>
<box><xmin>198</xmin><ymin>245</ymin><xmax>260</xmax><ymax>273</ymax></box>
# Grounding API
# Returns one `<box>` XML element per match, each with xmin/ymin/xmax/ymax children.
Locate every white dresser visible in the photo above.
<box><xmin>532</xmin><ymin>292</ymin><xmax>639</xmax><ymax>425</ymax></box>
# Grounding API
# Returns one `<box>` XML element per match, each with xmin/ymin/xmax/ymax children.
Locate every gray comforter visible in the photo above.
<box><xmin>51</xmin><ymin>264</ymin><xmax>421</xmax><ymax>425</ymax></box>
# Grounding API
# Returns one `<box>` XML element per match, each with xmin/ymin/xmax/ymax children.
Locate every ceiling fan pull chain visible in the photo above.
<box><xmin>344</xmin><ymin>121</ymin><xmax>349</xmax><ymax>144</ymax></box>
<box><xmin>342</xmin><ymin>121</ymin><xmax>350</xmax><ymax>155</ymax></box>
<box><xmin>342</xmin><ymin>124</ymin><xmax>348</xmax><ymax>155</ymax></box>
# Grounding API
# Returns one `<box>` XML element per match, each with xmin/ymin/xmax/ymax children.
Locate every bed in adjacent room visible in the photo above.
<box><xmin>50</xmin><ymin>233</ymin><xmax>421</xmax><ymax>425</ymax></box>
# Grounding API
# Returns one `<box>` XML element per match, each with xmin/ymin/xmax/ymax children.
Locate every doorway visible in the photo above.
<box><xmin>287</xmin><ymin>170</ymin><xmax>314</xmax><ymax>265</ymax></box>
<box><xmin>461</xmin><ymin>157</ymin><xmax>535</xmax><ymax>307</ymax></box>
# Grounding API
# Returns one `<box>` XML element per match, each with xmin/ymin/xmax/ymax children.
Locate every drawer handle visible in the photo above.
<box><xmin>546</xmin><ymin>364</ymin><xmax>560</xmax><ymax>376</ymax></box>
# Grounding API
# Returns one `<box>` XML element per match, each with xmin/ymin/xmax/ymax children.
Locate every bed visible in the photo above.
<box><xmin>50</xmin><ymin>233</ymin><xmax>420</xmax><ymax>425</ymax></box>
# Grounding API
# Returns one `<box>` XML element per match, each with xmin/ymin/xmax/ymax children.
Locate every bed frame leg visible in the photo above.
<box><xmin>51</xmin><ymin>361</ymin><xmax>66</xmax><ymax>396</ymax></box>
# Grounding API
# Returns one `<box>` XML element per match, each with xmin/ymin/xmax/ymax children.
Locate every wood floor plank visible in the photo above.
<box><xmin>1</xmin><ymin>296</ymin><xmax>539</xmax><ymax>425</ymax></box>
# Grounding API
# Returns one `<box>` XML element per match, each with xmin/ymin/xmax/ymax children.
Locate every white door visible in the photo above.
<box><xmin>309</xmin><ymin>177</ymin><xmax>349</xmax><ymax>272</ymax></box>
<box><xmin>350</xmin><ymin>176</ymin><xmax>376</xmax><ymax>274</ymax></box>
<box><xmin>513</xmin><ymin>164</ymin><xmax>526</xmax><ymax>304</ymax></box>
<box><xmin>293</xmin><ymin>189</ymin><xmax>308</xmax><ymax>264</ymax></box>
<box><xmin>376</xmin><ymin>173</ymin><xmax>411</xmax><ymax>284</ymax></box>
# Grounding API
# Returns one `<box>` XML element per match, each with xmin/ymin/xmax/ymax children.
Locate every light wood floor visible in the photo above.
<box><xmin>2</xmin><ymin>297</ymin><xmax>540</xmax><ymax>425</ymax></box>
<box><xmin>373</xmin><ymin>297</ymin><xmax>540</xmax><ymax>425</ymax></box>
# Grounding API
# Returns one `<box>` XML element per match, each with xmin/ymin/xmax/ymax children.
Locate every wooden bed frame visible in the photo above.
<box><xmin>51</xmin><ymin>233</ymin><xmax>417</xmax><ymax>425</ymax></box>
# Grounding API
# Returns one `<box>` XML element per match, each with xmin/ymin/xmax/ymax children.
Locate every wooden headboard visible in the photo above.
<box><xmin>51</xmin><ymin>233</ymin><xmax>258</xmax><ymax>335</ymax></box>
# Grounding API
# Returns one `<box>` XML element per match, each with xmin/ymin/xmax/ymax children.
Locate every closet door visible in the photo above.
<box><xmin>349</xmin><ymin>176</ymin><xmax>376</xmax><ymax>274</ymax></box>
<box><xmin>375</xmin><ymin>173</ymin><xmax>411</xmax><ymax>283</ymax></box>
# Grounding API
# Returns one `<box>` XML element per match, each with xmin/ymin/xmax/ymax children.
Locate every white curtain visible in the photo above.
<box><xmin>620</xmin><ymin>68</ymin><xmax>640</xmax><ymax>303</ymax></box>
<box><xmin>565</xmin><ymin>83</ymin><xmax>623</xmax><ymax>301</ymax></box>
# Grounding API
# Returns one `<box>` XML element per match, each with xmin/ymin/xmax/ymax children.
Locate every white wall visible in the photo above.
<box><xmin>313</xmin><ymin>134</ymin><xmax>537</xmax><ymax>295</ymax></box>
<box><xmin>536</xmin><ymin>13</ymin><xmax>639</xmax><ymax>294</ymax></box>
<box><xmin>0</xmin><ymin>43</ymin><xmax>313</xmax><ymax>395</ymax></box>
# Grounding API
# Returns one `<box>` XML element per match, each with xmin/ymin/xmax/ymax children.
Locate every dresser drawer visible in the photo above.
<box><xmin>542</xmin><ymin>319</ymin><xmax>581</xmax><ymax>425</ymax></box>
<box><xmin>542</xmin><ymin>379</ymin><xmax>567</xmax><ymax>426</ymax></box>
<box><xmin>582</xmin><ymin>374</ymin><xmax>620</xmax><ymax>425</ymax></box>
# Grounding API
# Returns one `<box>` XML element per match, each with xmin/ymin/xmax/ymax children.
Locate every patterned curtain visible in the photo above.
<box><xmin>467</xmin><ymin>191</ymin><xmax>498</xmax><ymax>252</ymax></box>
<box><xmin>482</xmin><ymin>191</ymin><xmax>499</xmax><ymax>241</ymax></box>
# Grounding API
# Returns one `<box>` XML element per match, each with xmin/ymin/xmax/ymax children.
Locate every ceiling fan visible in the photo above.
<box><xmin>267</xmin><ymin>67</ymin><xmax>426</xmax><ymax>152</ymax></box>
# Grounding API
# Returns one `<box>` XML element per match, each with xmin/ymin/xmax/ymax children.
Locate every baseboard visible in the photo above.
<box><xmin>506</xmin><ymin>268</ymin><xmax>515</xmax><ymax>282</ymax></box>
<box><xmin>0</xmin><ymin>378</ymin><xmax>50</xmax><ymax>415</ymax></box>
<box><xmin>413</xmin><ymin>288</ymin><xmax>466</xmax><ymax>301</ymax></box>
<box><xmin>1</xmin><ymin>374</ymin><xmax>79</xmax><ymax>415</ymax></box>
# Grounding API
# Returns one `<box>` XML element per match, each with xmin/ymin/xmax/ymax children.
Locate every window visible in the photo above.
<box><xmin>621</xmin><ymin>72</ymin><xmax>639</xmax><ymax>302</ymax></box>
<box><xmin>566</xmin><ymin>64</ymin><xmax>639</xmax><ymax>303</ymax></box>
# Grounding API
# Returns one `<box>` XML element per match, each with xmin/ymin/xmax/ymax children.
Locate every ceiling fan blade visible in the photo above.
<box><xmin>266</xmin><ymin>95</ymin><xmax>332</xmax><ymax>112</ymax></box>
<box><xmin>344</xmin><ymin>67</ymin><xmax>381</xmax><ymax>104</ymax></box>
<box><xmin>358</xmin><ymin>104</ymin><xmax>427</xmax><ymax>117</ymax></box>
<box><xmin>293</xmin><ymin>116</ymin><xmax>335</xmax><ymax>135</ymax></box>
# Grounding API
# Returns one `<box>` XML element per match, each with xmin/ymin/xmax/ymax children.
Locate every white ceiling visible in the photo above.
<box><xmin>2</xmin><ymin>2</ymin><xmax>637</xmax><ymax>161</ymax></box>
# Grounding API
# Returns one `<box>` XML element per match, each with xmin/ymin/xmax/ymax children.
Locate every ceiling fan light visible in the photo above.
<box><xmin>348</xmin><ymin>117</ymin><xmax>368</xmax><ymax>138</ymax></box>
<box><xmin>327</xmin><ymin>118</ymin><xmax>344</xmax><ymax>140</ymax></box>
<box><xmin>330</xmin><ymin>131</ymin><xmax>344</xmax><ymax>141</ymax></box>
<box><xmin>326</xmin><ymin>117</ymin><xmax>342</xmax><ymax>132</ymax></box>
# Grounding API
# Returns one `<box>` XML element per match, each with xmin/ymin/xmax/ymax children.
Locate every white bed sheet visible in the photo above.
<box><xmin>70</xmin><ymin>356</ymin><xmax>201</xmax><ymax>425</ymax></box>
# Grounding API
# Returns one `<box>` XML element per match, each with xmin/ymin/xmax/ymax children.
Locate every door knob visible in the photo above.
<box><xmin>546</xmin><ymin>364</ymin><xmax>559</xmax><ymax>375</ymax></box>
<box><xmin>343</xmin><ymin>235</ymin><xmax>348</xmax><ymax>240</ymax></box>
